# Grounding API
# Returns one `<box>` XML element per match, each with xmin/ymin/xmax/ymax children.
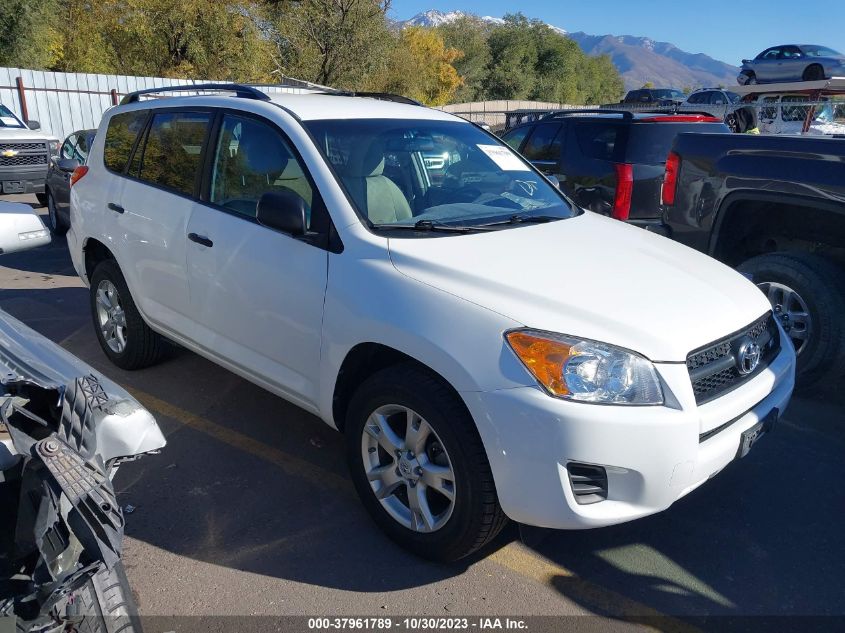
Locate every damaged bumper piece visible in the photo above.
<box><xmin>0</xmin><ymin>311</ymin><xmax>165</xmax><ymax>631</ymax></box>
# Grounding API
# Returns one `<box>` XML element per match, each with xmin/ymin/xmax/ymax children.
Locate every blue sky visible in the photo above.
<box><xmin>391</xmin><ymin>0</ymin><xmax>845</xmax><ymax>65</ymax></box>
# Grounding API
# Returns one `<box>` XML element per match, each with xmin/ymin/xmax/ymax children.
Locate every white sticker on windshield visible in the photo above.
<box><xmin>0</xmin><ymin>117</ymin><xmax>20</xmax><ymax>126</ymax></box>
<box><xmin>477</xmin><ymin>144</ymin><xmax>530</xmax><ymax>172</ymax></box>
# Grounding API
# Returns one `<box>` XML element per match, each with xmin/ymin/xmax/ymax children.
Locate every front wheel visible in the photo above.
<box><xmin>65</xmin><ymin>562</ymin><xmax>143</xmax><ymax>633</ymax></box>
<box><xmin>346</xmin><ymin>363</ymin><xmax>507</xmax><ymax>561</ymax></box>
<box><xmin>738</xmin><ymin>252</ymin><xmax>845</xmax><ymax>386</ymax></box>
<box><xmin>35</xmin><ymin>192</ymin><xmax>48</xmax><ymax>207</ymax></box>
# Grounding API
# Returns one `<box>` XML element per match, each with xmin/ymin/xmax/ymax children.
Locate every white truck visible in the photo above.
<box><xmin>0</xmin><ymin>103</ymin><xmax>60</xmax><ymax>205</ymax></box>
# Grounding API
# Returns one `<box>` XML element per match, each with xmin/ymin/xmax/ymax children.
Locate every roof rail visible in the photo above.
<box><xmin>119</xmin><ymin>83</ymin><xmax>271</xmax><ymax>105</ymax></box>
<box><xmin>543</xmin><ymin>109</ymin><xmax>634</xmax><ymax>120</ymax></box>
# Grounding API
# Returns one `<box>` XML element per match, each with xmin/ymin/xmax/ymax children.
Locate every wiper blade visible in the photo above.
<box><xmin>484</xmin><ymin>214</ymin><xmax>562</xmax><ymax>226</ymax></box>
<box><xmin>372</xmin><ymin>220</ymin><xmax>492</xmax><ymax>233</ymax></box>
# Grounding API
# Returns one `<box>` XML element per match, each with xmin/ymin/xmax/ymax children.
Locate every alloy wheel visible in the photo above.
<box><xmin>361</xmin><ymin>404</ymin><xmax>456</xmax><ymax>533</ymax></box>
<box><xmin>758</xmin><ymin>281</ymin><xmax>812</xmax><ymax>356</ymax></box>
<box><xmin>95</xmin><ymin>279</ymin><xmax>128</xmax><ymax>353</ymax></box>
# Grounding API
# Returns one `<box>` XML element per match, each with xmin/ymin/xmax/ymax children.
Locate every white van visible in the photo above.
<box><xmin>66</xmin><ymin>85</ymin><xmax>795</xmax><ymax>561</ymax></box>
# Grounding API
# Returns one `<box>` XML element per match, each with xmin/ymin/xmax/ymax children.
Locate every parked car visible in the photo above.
<box><xmin>67</xmin><ymin>84</ymin><xmax>794</xmax><ymax>561</ymax></box>
<box><xmin>45</xmin><ymin>128</ymin><xmax>96</xmax><ymax>234</ymax></box>
<box><xmin>739</xmin><ymin>45</ymin><xmax>845</xmax><ymax>85</ymax></box>
<box><xmin>0</xmin><ymin>201</ymin><xmax>165</xmax><ymax>631</ymax></box>
<box><xmin>681</xmin><ymin>88</ymin><xmax>742</xmax><ymax>129</ymax></box>
<box><xmin>622</xmin><ymin>88</ymin><xmax>686</xmax><ymax>106</ymax></box>
<box><xmin>500</xmin><ymin>110</ymin><xmax>729</xmax><ymax>230</ymax></box>
<box><xmin>0</xmin><ymin>104</ymin><xmax>60</xmax><ymax>206</ymax></box>
<box><xmin>750</xmin><ymin>94</ymin><xmax>845</xmax><ymax>135</ymax></box>
<box><xmin>659</xmin><ymin>133</ymin><xmax>845</xmax><ymax>384</ymax></box>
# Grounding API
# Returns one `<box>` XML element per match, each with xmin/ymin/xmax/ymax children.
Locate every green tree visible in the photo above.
<box><xmin>264</xmin><ymin>0</ymin><xmax>393</xmax><ymax>88</ymax></box>
<box><xmin>0</xmin><ymin>0</ymin><xmax>62</xmax><ymax>69</ymax></box>
<box><xmin>642</xmin><ymin>81</ymin><xmax>655</xmax><ymax>89</ymax></box>
<box><xmin>436</xmin><ymin>16</ymin><xmax>491</xmax><ymax>102</ymax></box>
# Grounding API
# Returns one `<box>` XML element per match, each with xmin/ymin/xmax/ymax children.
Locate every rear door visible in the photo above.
<box><xmin>185</xmin><ymin>111</ymin><xmax>329</xmax><ymax>409</ymax></box>
<box><xmin>559</xmin><ymin>120</ymin><xmax>622</xmax><ymax>215</ymax></box>
<box><xmin>519</xmin><ymin>121</ymin><xmax>565</xmax><ymax>180</ymax></box>
<box><xmin>110</xmin><ymin>109</ymin><xmax>212</xmax><ymax>335</ymax></box>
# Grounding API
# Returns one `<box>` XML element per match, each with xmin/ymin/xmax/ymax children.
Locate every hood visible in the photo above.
<box><xmin>388</xmin><ymin>212</ymin><xmax>771</xmax><ymax>362</ymax></box>
<box><xmin>0</xmin><ymin>127</ymin><xmax>56</xmax><ymax>142</ymax></box>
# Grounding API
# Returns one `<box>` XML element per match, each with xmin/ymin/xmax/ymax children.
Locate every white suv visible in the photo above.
<box><xmin>67</xmin><ymin>85</ymin><xmax>795</xmax><ymax>561</ymax></box>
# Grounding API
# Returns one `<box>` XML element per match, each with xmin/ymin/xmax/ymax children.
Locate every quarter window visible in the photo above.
<box><xmin>574</xmin><ymin>122</ymin><xmax>622</xmax><ymax>161</ymax></box>
<box><xmin>501</xmin><ymin>126</ymin><xmax>531</xmax><ymax>150</ymax></box>
<box><xmin>103</xmin><ymin>110</ymin><xmax>148</xmax><ymax>173</ymax></box>
<box><xmin>134</xmin><ymin>111</ymin><xmax>210</xmax><ymax>196</ymax></box>
<box><xmin>210</xmin><ymin>114</ymin><xmax>313</xmax><ymax>223</ymax></box>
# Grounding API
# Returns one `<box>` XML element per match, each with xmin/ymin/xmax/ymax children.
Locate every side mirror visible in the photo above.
<box><xmin>256</xmin><ymin>190</ymin><xmax>307</xmax><ymax>236</ymax></box>
<box><xmin>26</xmin><ymin>120</ymin><xmax>41</xmax><ymax>131</ymax></box>
<box><xmin>0</xmin><ymin>202</ymin><xmax>51</xmax><ymax>255</ymax></box>
<box><xmin>57</xmin><ymin>157</ymin><xmax>80</xmax><ymax>173</ymax></box>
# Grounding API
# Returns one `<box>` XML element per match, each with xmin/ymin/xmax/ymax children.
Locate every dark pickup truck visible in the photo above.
<box><xmin>659</xmin><ymin>132</ymin><xmax>845</xmax><ymax>385</ymax></box>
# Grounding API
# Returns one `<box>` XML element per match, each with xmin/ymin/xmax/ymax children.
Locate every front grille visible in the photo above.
<box><xmin>0</xmin><ymin>141</ymin><xmax>48</xmax><ymax>168</ymax></box>
<box><xmin>567</xmin><ymin>463</ymin><xmax>608</xmax><ymax>505</ymax></box>
<box><xmin>0</xmin><ymin>142</ymin><xmax>45</xmax><ymax>151</ymax></box>
<box><xmin>687</xmin><ymin>312</ymin><xmax>780</xmax><ymax>405</ymax></box>
<box><xmin>0</xmin><ymin>154</ymin><xmax>47</xmax><ymax>166</ymax></box>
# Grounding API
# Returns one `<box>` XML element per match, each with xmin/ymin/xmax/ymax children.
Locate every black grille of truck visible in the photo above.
<box><xmin>0</xmin><ymin>141</ymin><xmax>49</xmax><ymax>167</ymax></box>
<box><xmin>687</xmin><ymin>313</ymin><xmax>780</xmax><ymax>405</ymax></box>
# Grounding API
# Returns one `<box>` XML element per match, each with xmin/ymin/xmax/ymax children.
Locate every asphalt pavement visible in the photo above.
<box><xmin>1</xmin><ymin>194</ymin><xmax>842</xmax><ymax>631</ymax></box>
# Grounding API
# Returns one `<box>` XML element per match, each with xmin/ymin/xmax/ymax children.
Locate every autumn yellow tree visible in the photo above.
<box><xmin>373</xmin><ymin>27</ymin><xmax>463</xmax><ymax>106</ymax></box>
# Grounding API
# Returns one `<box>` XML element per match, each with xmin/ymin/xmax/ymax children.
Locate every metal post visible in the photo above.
<box><xmin>15</xmin><ymin>76</ymin><xmax>28</xmax><ymax>123</ymax></box>
<box><xmin>110</xmin><ymin>89</ymin><xmax>119</xmax><ymax>106</ymax></box>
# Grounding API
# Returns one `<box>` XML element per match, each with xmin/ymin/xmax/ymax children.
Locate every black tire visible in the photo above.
<box><xmin>725</xmin><ymin>113</ymin><xmax>739</xmax><ymax>133</ymax></box>
<box><xmin>738</xmin><ymin>252</ymin><xmax>845</xmax><ymax>386</ymax></box>
<box><xmin>346</xmin><ymin>363</ymin><xmax>507</xmax><ymax>562</ymax></box>
<box><xmin>803</xmin><ymin>64</ymin><xmax>825</xmax><ymax>81</ymax></box>
<box><xmin>35</xmin><ymin>192</ymin><xmax>48</xmax><ymax>207</ymax></box>
<box><xmin>46</xmin><ymin>190</ymin><xmax>68</xmax><ymax>235</ymax></box>
<box><xmin>744</xmin><ymin>72</ymin><xmax>757</xmax><ymax>85</ymax></box>
<box><xmin>69</xmin><ymin>562</ymin><xmax>143</xmax><ymax>633</ymax></box>
<box><xmin>89</xmin><ymin>259</ymin><xmax>165</xmax><ymax>370</ymax></box>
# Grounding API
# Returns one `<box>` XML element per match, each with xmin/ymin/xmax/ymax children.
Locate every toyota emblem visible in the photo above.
<box><xmin>736</xmin><ymin>339</ymin><xmax>762</xmax><ymax>376</ymax></box>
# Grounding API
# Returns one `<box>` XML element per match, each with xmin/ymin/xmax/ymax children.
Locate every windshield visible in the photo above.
<box><xmin>653</xmin><ymin>90</ymin><xmax>685</xmax><ymax>100</ymax></box>
<box><xmin>304</xmin><ymin>119</ymin><xmax>575</xmax><ymax>231</ymax></box>
<box><xmin>801</xmin><ymin>46</ymin><xmax>841</xmax><ymax>57</ymax></box>
<box><xmin>0</xmin><ymin>105</ymin><xmax>25</xmax><ymax>129</ymax></box>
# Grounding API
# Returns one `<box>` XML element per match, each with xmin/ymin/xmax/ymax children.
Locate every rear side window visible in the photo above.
<box><xmin>103</xmin><ymin>110</ymin><xmax>147</xmax><ymax>173</ymax></box>
<box><xmin>574</xmin><ymin>122</ymin><xmax>623</xmax><ymax>162</ymax></box>
<box><xmin>521</xmin><ymin>122</ymin><xmax>563</xmax><ymax>161</ymax></box>
<box><xmin>133</xmin><ymin>111</ymin><xmax>211</xmax><ymax>196</ymax></box>
<box><xmin>625</xmin><ymin>123</ymin><xmax>728</xmax><ymax>164</ymax></box>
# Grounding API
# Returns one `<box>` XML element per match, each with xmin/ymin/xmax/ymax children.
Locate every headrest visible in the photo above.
<box><xmin>342</xmin><ymin>140</ymin><xmax>385</xmax><ymax>178</ymax></box>
<box><xmin>239</xmin><ymin>134</ymin><xmax>289</xmax><ymax>176</ymax></box>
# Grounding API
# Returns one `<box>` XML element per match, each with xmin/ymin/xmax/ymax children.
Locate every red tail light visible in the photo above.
<box><xmin>612</xmin><ymin>163</ymin><xmax>633</xmax><ymax>220</ymax></box>
<box><xmin>662</xmin><ymin>151</ymin><xmax>680</xmax><ymax>206</ymax></box>
<box><xmin>70</xmin><ymin>165</ymin><xmax>89</xmax><ymax>187</ymax></box>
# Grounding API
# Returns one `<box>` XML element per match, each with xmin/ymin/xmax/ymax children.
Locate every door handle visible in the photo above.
<box><xmin>188</xmin><ymin>232</ymin><xmax>213</xmax><ymax>248</ymax></box>
<box><xmin>107</xmin><ymin>202</ymin><xmax>124</xmax><ymax>214</ymax></box>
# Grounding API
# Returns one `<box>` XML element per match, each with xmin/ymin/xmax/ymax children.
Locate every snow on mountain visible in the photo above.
<box><xmin>401</xmin><ymin>9</ymin><xmax>564</xmax><ymax>35</ymax></box>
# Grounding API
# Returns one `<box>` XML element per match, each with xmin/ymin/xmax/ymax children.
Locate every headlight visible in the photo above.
<box><xmin>505</xmin><ymin>329</ymin><xmax>664</xmax><ymax>405</ymax></box>
<box><xmin>48</xmin><ymin>140</ymin><xmax>60</xmax><ymax>155</ymax></box>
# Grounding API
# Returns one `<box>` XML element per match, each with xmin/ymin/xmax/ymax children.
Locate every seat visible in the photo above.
<box><xmin>340</xmin><ymin>141</ymin><xmax>412</xmax><ymax>224</ymax></box>
<box><xmin>276</xmin><ymin>159</ymin><xmax>313</xmax><ymax>208</ymax></box>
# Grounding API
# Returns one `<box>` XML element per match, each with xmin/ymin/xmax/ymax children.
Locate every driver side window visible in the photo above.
<box><xmin>210</xmin><ymin>114</ymin><xmax>313</xmax><ymax>224</ymax></box>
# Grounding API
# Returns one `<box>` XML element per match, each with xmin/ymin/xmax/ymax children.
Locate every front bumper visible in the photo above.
<box><xmin>462</xmin><ymin>342</ymin><xmax>795</xmax><ymax>529</ymax></box>
<box><xmin>0</xmin><ymin>165</ymin><xmax>47</xmax><ymax>194</ymax></box>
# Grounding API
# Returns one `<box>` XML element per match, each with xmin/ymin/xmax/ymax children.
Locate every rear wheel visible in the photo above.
<box><xmin>346</xmin><ymin>363</ymin><xmax>507</xmax><ymax>562</ymax></box>
<box><xmin>803</xmin><ymin>64</ymin><xmax>825</xmax><ymax>81</ymax></box>
<box><xmin>46</xmin><ymin>190</ymin><xmax>67</xmax><ymax>235</ymax></box>
<box><xmin>738</xmin><ymin>252</ymin><xmax>845</xmax><ymax>386</ymax></box>
<box><xmin>89</xmin><ymin>259</ymin><xmax>165</xmax><ymax>370</ymax></box>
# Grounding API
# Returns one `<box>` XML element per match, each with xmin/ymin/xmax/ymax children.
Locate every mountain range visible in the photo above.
<box><xmin>401</xmin><ymin>10</ymin><xmax>739</xmax><ymax>92</ymax></box>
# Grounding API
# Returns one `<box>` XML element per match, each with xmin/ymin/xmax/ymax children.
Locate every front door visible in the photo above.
<box><xmin>185</xmin><ymin>112</ymin><xmax>328</xmax><ymax>409</ymax></box>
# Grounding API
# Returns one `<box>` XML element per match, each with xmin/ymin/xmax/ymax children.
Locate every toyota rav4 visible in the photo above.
<box><xmin>65</xmin><ymin>85</ymin><xmax>795</xmax><ymax>561</ymax></box>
